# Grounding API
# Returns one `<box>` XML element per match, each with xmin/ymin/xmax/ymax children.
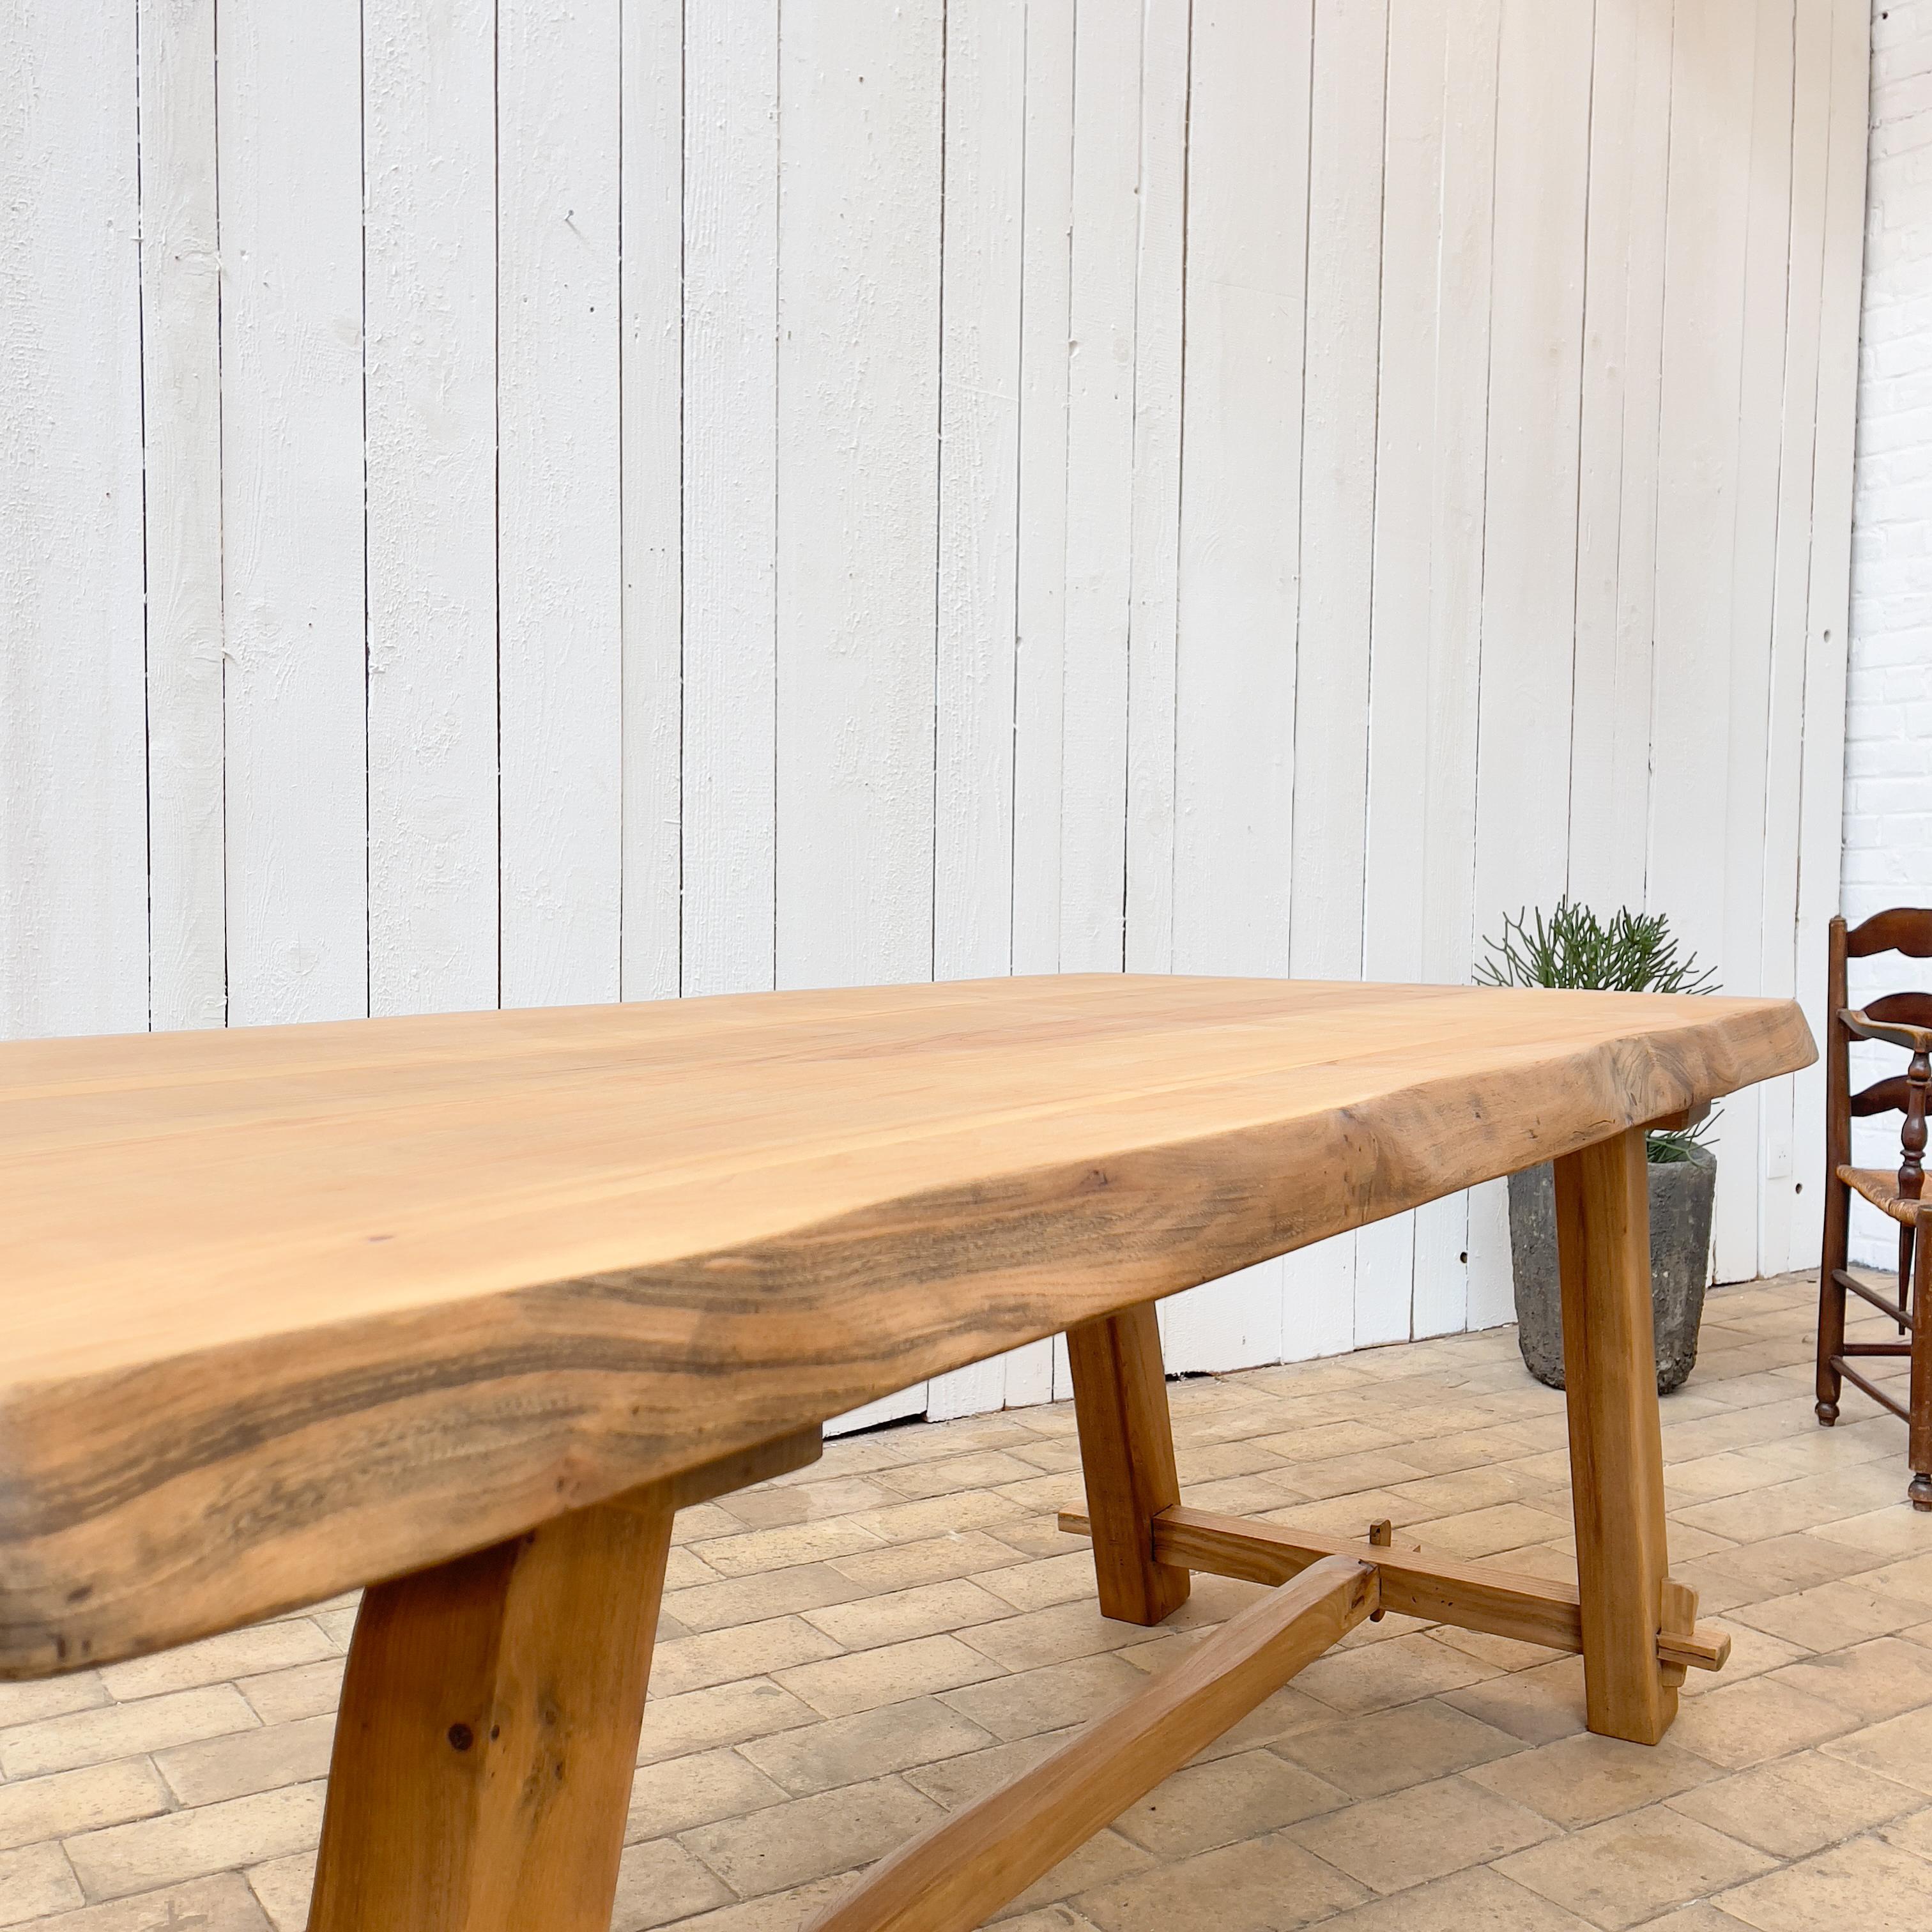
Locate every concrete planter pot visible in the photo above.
<box><xmin>1506</xmin><ymin>1142</ymin><xmax>1717</xmax><ymax>1395</ymax></box>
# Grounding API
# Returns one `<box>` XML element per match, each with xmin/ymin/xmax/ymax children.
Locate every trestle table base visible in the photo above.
<box><xmin>303</xmin><ymin>1130</ymin><xmax>1717</xmax><ymax>1931</ymax></box>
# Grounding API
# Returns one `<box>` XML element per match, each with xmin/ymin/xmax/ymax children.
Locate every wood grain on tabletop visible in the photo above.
<box><xmin>0</xmin><ymin>974</ymin><xmax>1811</xmax><ymax>1678</ymax></box>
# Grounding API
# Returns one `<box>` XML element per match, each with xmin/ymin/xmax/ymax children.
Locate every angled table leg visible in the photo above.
<box><xmin>306</xmin><ymin>1493</ymin><xmax>671</xmax><ymax>1932</ymax></box>
<box><xmin>1067</xmin><ymin>1301</ymin><xmax>1191</xmax><ymax>1624</ymax></box>
<box><xmin>306</xmin><ymin>1429</ymin><xmax>819</xmax><ymax>1932</ymax></box>
<box><xmin>1556</xmin><ymin>1127</ymin><xmax>1678</xmax><ymax>1744</ymax></box>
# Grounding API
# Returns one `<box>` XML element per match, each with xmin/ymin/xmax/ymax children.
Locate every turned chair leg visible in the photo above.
<box><xmin>1911</xmin><ymin>1222</ymin><xmax>1931</xmax><ymax>1512</ymax></box>
<box><xmin>1816</xmin><ymin>1178</ymin><xmax>1850</xmax><ymax>1425</ymax></box>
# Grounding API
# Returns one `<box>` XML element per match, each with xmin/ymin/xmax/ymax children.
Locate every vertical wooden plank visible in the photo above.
<box><xmin>139</xmin><ymin>0</ymin><xmax>227</xmax><ymax>1032</ymax></box>
<box><xmin>682</xmin><ymin>0</ymin><xmax>778</xmax><ymax>998</ymax></box>
<box><xmin>933</xmin><ymin>0</ymin><xmax>1025</xmax><ymax>988</ymax></box>
<box><xmin>1648</xmin><ymin>0</ymin><xmax>1755</xmax><ymax>987</ymax></box>
<box><xmin>1291</xmin><ymin>0</ymin><xmax>1387</xmax><ymax>990</ymax></box>
<box><xmin>1562</xmin><ymin>0</ymin><xmax>1676</xmax><ymax>928</ymax></box>
<box><xmin>1067</xmin><ymin>1303</ymin><xmax>1190</xmax><ymax>1625</ymax></box>
<box><xmin>1710</xmin><ymin>0</ymin><xmax>1797</xmax><ymax>1282</ymax></box>
<box><xmin>1791</xmin><ymin>0</ymin><xmax>1869</xmax><ymax>1271</ymax></box>
<box><xmin>218</xmin><ymin>0</ymin><xmax>368</xmax><ymax>1027</ymax></box>
<box><xmin>0</xmin><ymin>0</ymin><xmax>144</xmax><ymax>1041</ymax></box>
<box><xmin>1057</xmin><ymin>0</ymin><xmax>1143</xmax><ymax>975</ymax></box>
<box><xmin>1172</xmin><ymin>0</ymin><xmax>1311</xmax><ymax>986</ymax></box>
<box><xmin>1566</xmin><ymin>0</ymin><xmax>1644</xmax><ymax>911</ymax></box>
<box><xmin>1411</xmin><ymin>0</ymin><xmax>1503</xmax><ymax>1340</ymax></box>
<box><xmin>1285</xmin><ymin>0</ymin><xmax>1390</xmax><ymax>1355</ymax></box>
<box><xmin>986</xmin><ymin>0</ymin><xmax>1075</xmax><ymax>1407</ymax></box>
<box><xmin>1358</xmin><ymin>0</ymin><xmax>1450</xmax><ymax>1348</ymax></box>
<box><xmin>1123</xmin><ymin>0</ymin><xmax>1191</xmax><ymax>977</ymax></box>
<box><xmin>1009</xmin><ymin>0</ymin><xmax>1077</xmax><ymax>983</ymax></box>
<box><xmin>775</xmin><ymin>0</ymin><xmax>944</xmax><ymax>993</ymax></box>
<box><xmin>926</xmin><ymin>0</ymin><xmax>1027</xmax><ymax>1422</ymax></box>
<box><xmin>619</xmin><ymin>0</ymin><xmax>686</xmax><ymax>1003</ymax></box>
<box><xmin>781</xmin><ymin>0</ymin><xmax>944</xmax><ymax>1432</ymax></box>
<box><xmin>1165</xmin><ymin>0</ymin><xmax>1314</xmax><ymax>1372</ymax></box>
<box><xmin>364</xmin><ymin>0</ymin><xmax>498</xmax><ymax>1018</ymax></box>
<box><xmin>1556</xmin><ymin>1128</ymin><xmax>1676</xmax><ymax>1745</ymax></box>
<box><xmin>1759</xmin><ymin>0</ymin><xmax>1834</xmax><ymax>1276</ymax></box>
<box><xmin>923</xmin><ymin>0</ymin><xmax>1027</xmax><ymax>1437</ymax></box>
<box><xmin>1466</xmin><ymin>0</ymin><xmax>1594</xmax><ymax>1328</ymax></box>
<box><xmin>1468</xmin><ymin>0</ymin><xmax>1596</xmax><ymax>914</ymax></box>
<box><xmin>1602</xmin><ymin>0</ymin><xmax>1676</xmax><ymax>915</ymax></box>
<box><xmin>1649</xmin><ymin>0</ymin><xmax>1756</xmax><ymax>1277</ymax></box>
<box><xmin>498</xmin><ymin>0</ymin><xmax>623</xmax><ymax>1009</ymax></box>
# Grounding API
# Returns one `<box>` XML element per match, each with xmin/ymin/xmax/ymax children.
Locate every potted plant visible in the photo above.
<box><xmin>1476</xmin><ymin>900</ymin><xmax>1719</xmax><ymax>1395</ymax></box>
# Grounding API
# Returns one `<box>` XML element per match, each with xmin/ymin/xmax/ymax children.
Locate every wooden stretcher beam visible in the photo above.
<box><xmin>803</xmin><ymin>1555</ymin><xmax>1379</xmax><ymax>1932</ymax></box>
<box><xmin>1059</xmin><ymin>1506</ymin><xmax>1729</xmax><ymax>1675</ymax></box>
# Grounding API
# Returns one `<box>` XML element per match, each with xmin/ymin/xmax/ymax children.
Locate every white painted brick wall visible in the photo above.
<box><xmin>1846</xmin><ymin>1</ymin><xmax>1932</xmax><ymax>1260</ymax></box>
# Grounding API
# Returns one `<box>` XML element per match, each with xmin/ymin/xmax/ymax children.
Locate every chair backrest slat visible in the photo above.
<box><xmin>1846</xmin><ymin>907</ymin><xmax>1932</xmax><ymax>960</ymax></box>
<box><xmin>1851</xmin><ymin>1074</ymin><xmax>1916</xmax><ymax>1119</ymax></box>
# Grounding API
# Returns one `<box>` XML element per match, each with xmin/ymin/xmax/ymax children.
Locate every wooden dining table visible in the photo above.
<box><xmin>0</xmin><ymin>975</ymin><xmax>1813</xmax><ymax>1931</ymax></box>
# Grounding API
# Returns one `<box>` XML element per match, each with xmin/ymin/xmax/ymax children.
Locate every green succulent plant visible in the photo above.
<box><xmin>1475</xmin><ymin>897</ymin><xmax>1717</xmax><ymax>1163</ymax></box>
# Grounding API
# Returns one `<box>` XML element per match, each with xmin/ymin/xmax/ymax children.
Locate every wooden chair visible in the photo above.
<box><xmin>1816</xmin><ymin>908</ymin><xmax>1932</xmax><ymax>1510</ymax></box>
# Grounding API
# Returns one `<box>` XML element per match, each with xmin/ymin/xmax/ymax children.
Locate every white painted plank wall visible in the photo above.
<box><xmin>365</xmin><ymin>0</ymin><xmax>498</xmax><ymax>1019</ymax></box>
<box><xmin>926</xmin><ymin>0</ymin><xmax>1029</xmax><ymax>1424</ymax></box>
<box><xmin>1057</xmin><ymin>0</ymin><xmax>1142</xmax><ymax>977</ymax></box>
<box><xmin>1817</xmin><ymin>0</ymin><xmax>1883</xmax><ymax>1261</ymax></box>
<box><xmin>0</xmin><ymin>1</ymin><xmax>1871</xmax><ymax>1427</ymax></box>
<box><xmin>618</xmin><ymin>0</ymin><xmax>685</xmax><ymax>1006</ymax></box>
<box><xmin>776</xmin><ymin>1</ymin><xmax>944</xmax><ymax>999</ymax></box>
<box><xmin>139</xmin><ymin>0</ymin><xmax>226</xmax><ymax>1032</ymax></box>
<box><xmin>1</xmin><ymin>0</ymin><xmax>148</xmax><ymax>1041</ymax></box>
<box><xmin>1758</xmin><ymin>0</ymin><xmax>1836</xmax><ymax>1276</ymax></box>
<box><xmin>218</xmin><ymin>2</ymin><xmax>368</xmax><ymax>1027</ymax></box>
<box><xmin>1289</xmin><ymin>0</ymin><xmax>1389</xmax><ymax>1353</ymax></box>
<box><xmin>1409</xmin><ymin>0</ymin><xmax>1501</xmax><ymax>1344</ymax></box>
<box><xmin>1464</xmin><ymin>1</ymin><xmax>1596</xmax><ymax>1330</ymax></box>
<box><xmin>1162</xmin><ymin>0</ymin><xmax>1314</xmax><ymax>1377</ymax></box>
<box><xmin>498</xmin><ymin>0</ymin><xmax>624</xmax><ymax>1009</ymax></box>
<box><xmin>1649</xmin><ymin>0</ymin><xmax>1756</xmax><ymax>1286</ymax></box>
<box><xmin>681</xmin><ymin>1</ymin><xmax>778</xmax><ymax>1000</ymax></box>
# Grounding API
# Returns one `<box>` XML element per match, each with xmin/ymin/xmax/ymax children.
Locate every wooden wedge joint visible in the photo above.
<box><xmin>1656</xmin><ymin>1577</ymin><xmax>1721</xmax><ymax>1686</ymax></box>
<box><xmin>802</xmin><ymin>1556</ymin><xmax>1378</xmax><ymax>1932</ymax></box>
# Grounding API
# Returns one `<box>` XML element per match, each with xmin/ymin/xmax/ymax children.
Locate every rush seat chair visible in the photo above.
<box><xmin>1816</xmin><ymin>907</ymin><xmax>1932</xmax><ymax>1510</ymax></box>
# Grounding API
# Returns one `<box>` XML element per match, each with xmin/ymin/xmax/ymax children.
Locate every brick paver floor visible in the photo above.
<box><xmin>3</xmin><ymin>1269</ymin><xmax>1929</xmax><ymax>1930</ymax></box>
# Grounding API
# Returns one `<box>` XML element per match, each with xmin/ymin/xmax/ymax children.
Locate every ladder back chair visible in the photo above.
<box><xmin>1816</xmin><ymin>907</ymin><xmax>1932</xmax><ymax>1509</ymax></box>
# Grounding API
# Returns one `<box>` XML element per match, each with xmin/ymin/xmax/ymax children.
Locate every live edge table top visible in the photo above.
<box><xmin>0</xmin><ymin>974</ymin><xmax>1812</xmax><ymax>1680</ymax></box>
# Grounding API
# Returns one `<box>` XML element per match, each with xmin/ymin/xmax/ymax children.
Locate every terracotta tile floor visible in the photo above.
<box><xmin>4</xmin><ymin>1269</ymin><xmax>1930</xmax><ymax>1931</ymax></box>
